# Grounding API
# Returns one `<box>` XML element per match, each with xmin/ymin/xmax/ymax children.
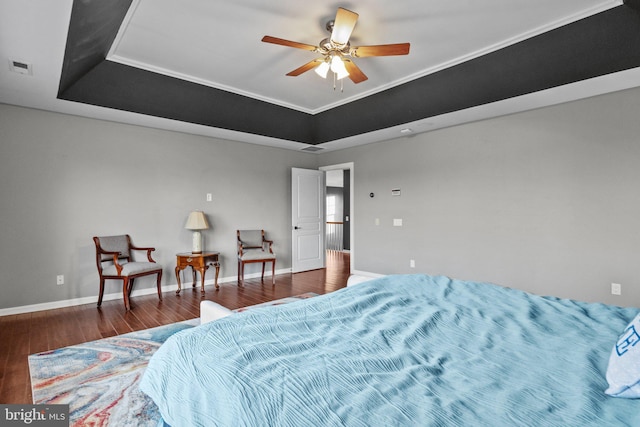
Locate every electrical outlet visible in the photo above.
<box><xmin>410</xmin><ymin>259</ymin><xmax>415</xmax><ymax>268</ymax></box>
<box><xmin>206</xmin><ymin>193</ymin><xmax>212</xmax><ymax>202</ymax></box>
<box><xmin>56</xmin><ymin>275</ymin><xmax>64</xmax><ymax>285</ymax></box>
<box><xmin>611</xmin><ymin>283</ymin><xmax>622</xmax><ymax>296</ymax></box>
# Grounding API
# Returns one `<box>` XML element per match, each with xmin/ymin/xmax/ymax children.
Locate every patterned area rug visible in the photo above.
<box><xmin>28</xmin><ymin>293</ymin><xmax>318</xmax><ymax>426</ymax></box>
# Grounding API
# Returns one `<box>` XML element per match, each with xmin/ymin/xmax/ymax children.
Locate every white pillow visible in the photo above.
<box><xmin>200</xmin><ymin>300</ymin><xmax>233</xmax><ymax>325</ymax></box>
<box><xmin>605</xmin><ymin>312</ymin><xmax>640</xmax><ymax>398</ymax></box>
<box><xmin>346</xmin><ymin>274</ymin><xmax>381</xmax><ymax>287</ymax></box>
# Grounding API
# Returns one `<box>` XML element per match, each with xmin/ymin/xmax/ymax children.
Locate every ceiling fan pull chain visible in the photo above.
<box><xmin>333</xmin><ymin>72</ymin><xmax>337</xmax><ymax>91</ymax></box>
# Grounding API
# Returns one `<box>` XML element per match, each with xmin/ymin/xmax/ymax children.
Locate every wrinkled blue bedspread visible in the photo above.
<box><xmin>140</xmin><ymin>274</ymin><xmax>640</xmax><ymax>426</ymax></box>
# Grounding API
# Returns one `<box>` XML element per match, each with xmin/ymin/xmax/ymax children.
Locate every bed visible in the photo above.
<box><xmin>140</xmin><ymin>274</ymin><xmax>640</xmax><ymax>426</ymax></box>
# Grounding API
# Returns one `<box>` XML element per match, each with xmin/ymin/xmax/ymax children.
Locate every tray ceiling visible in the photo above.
<box><xmin>3</xmin><ymin>0</ymin><xmax>640</xmax><ymax>151</ymax></box>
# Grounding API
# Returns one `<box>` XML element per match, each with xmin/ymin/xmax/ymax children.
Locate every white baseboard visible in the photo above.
<box><xmin>0</xmin><ymin>268</ymin><xmax>292</xmax><ymax>317</ymax></box>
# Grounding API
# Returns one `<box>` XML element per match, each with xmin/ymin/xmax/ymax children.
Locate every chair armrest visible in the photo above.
<box><xmin>98</xmin><ymin>250</ymin><xmax>125</xmax><ymax>275</ymax></box>
<box><xmin>263</xmin><ymin>239</ymin><xmax>274</xmax><ymax>253</ymax></box>
<box><xmin>130</xmin><ymin>245</ymin><xmax>157</xmax><ymax>263</ymax></box>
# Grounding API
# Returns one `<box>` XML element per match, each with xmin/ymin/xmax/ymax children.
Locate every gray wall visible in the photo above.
<box><xmin>4</xmin><ymin>85</ymin><xmax>640</xmax><ymax>311</ymax></box>
<box><xmin>0</xmin><ymin>104</ymin><xmax>316</xmax><ymax>310</ymax></box>
<box><xmin>319</xmin><ymin>87</ymin><xmax>640</xmax><ymax>307</ymax></box>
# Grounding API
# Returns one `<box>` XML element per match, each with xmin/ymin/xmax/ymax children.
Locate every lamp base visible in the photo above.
<box><xmin>192</xmin><ymin>230</ymin><xmax>203</xmax><ymax>254</ymax></box>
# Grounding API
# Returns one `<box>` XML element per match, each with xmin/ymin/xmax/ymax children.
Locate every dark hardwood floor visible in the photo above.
<box><xmin>0</xmin><ymin>251</ymin><xmax>350</xmax><ymax>404</ymax></box>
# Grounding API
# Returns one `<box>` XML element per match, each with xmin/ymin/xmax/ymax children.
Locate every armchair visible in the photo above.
<box><xmin>93</xmin><ymin>234</ymin><xmax>163</xmax><ymax>311</ymax></box>
<box><xmin>237</xmin><ymin>230</ymin><xmax>276</xmax><ymax>286</ymax></box>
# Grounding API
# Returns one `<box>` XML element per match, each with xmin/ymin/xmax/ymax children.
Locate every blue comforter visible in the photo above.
<box><xmin>140</xmin><ymin>274</ymin><xmax>640</xmax><ymax>426</ymax></box>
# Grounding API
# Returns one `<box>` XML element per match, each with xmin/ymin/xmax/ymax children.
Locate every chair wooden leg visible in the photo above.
<box><xmin>156</xmin><ymin>270</ymin><xmax>163</xmax><ymax>301</ymax></box>
<box><xmin>97</xmin><ymin>279</ymin><xmax>105</xmax><ymax>307</ymax></box>
<box><xmin>128</xmin><ymin>278</ymin><xmax>135</xmax><ymax>297</ymax></box>
<box><xmin>261</xmin><ymin>262</ymin><xmax>266</xmax><ymax>282</ymax></box>
<box><xmin>271</xmin><ymin>260</ymin><xmax>276</xmax><ymax>285</ymax></box>
<box><xmin>238</xmin><ymin>261</ymin><xmax>245</xmax><ymax>286</ymax></box>
<box><xmin>123</xmin><ymin>278</ymin><xmax>131</xmax><ymax>311</ymax></box>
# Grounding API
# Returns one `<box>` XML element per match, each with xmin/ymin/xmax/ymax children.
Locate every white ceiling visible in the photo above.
<box><xmin>2</xmin><ymin>0</ymin><xmax>639</xmax><ymax>152</ymax></box>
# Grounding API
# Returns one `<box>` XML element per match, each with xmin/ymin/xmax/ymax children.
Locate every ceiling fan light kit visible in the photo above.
<box><xmin>314</xmin><ymin>60</ymin><xmax>330</xmax><ymax>78</ymax></box>
<box><xmin>261</xmin><ymin>7</ymin><xmax>410</xmax><ymax>89</ymax></box>
<box><xmin>330</xmin><ymin>55</ymin><xmax>349</xmax><ymax>80</ymax></box>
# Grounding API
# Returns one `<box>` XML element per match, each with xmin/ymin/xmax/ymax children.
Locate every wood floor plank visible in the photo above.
<box><xmin>1</xmin><ymin>313</ymin><xmax>32</xmax><ymax>404</ymax></box>
<box><xmin>0</xmin><ymin>315</ymin><xmax>16</xmax><ymax>398</ymax></box>
<box><xmin>69</xmin><ymin>305</ymin><xmax>104</xmax><ymax>343</ymax></box>
<box><xmin>48</xmin><ymin>307</ymin><xmax>87</xmax><ymax>350</ymax></box>
<box><xmin>28</xmin><ymin>312</ymin><xmax>49</xmax><ymax>354</ymax></box>
<box><xmin>0</xmin><ymin>252</ymin><xmax>350</xmax><ymax>404</ymax></box>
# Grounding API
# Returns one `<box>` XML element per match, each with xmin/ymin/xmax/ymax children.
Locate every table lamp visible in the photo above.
<box><xmin>185</xmin><ymin>211</ymin><xmax>209</xmax><ymax>253</ymax></box>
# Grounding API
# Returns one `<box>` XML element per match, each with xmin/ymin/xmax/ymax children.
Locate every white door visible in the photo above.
<box><xmin>292</xmin><ymin>168</ymin><xmax>325</xmax><ymax>273</ymax></box>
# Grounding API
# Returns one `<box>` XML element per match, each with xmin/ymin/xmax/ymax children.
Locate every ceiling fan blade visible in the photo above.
<box><xmin>352</xmin><ymin>43</ymin><xmax>411</xmax><ymax>57</ymax></box>
<box><xmin>261</xmin><ymin>36</ymin><xmax>318</xmax><ymax>51</ymax></box>
<box><xmin>343</xmin><ymin>59</ymin><xmax>368</xmax><ymax>84</ymax></box>
<box><xmin>286</xmin><ymin>59</ymin><xmax>324</xmax><ymax>77</ymax></box>
<box><xmin>331</xmin><ymin>8</ymin><xmax>359</xmax><ymax>45</ymax></box>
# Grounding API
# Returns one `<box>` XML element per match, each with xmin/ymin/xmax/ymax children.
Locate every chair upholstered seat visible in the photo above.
<box><xmin>239</xmin><ymin>249</ymin><xmax>277</xmax><ymax>261</ymax></box>
<box><xmin>237</xmin><ymin>229</ymin><xmax>276</xmax><ymax>286</ymax></box>
<box><xmin>101</xmin><ymin>262</ymin><xmax>162</xmax><ymax>277</ymax></box>
<box><xmin>93</xmin><ymin>234</ymin><xmax>163</xmax><ymax>311</ymax></box>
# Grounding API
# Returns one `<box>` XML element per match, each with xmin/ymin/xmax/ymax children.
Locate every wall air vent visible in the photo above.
<box><xmin>301</xmin><ymin>146</ymin><xmax>324</xmax><ymax>152</ymax></box>
<box><xmin>9</xmin><ymin>60</ymin><xmax>32</xmax><ymax>75</ymax></box>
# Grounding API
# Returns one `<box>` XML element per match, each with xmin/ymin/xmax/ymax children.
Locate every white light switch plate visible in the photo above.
<box><xmin>611</xmin><ymin>283</ymin><xmax>622</xmax><ymax>295</ymax></box>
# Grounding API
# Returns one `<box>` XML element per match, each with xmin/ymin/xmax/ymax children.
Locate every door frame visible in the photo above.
<box><xmin>319</xmin><ymin>162</ymin><xmax>354</xmax><ymax>274</ymax></box>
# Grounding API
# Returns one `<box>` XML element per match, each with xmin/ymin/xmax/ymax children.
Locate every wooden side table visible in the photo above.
<box><xmin>175</xmin><ymin>252</ymin><xmax>220</xmax><ymax>294</ymax></box>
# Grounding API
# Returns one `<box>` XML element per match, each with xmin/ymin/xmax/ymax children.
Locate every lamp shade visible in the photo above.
<box><xmin>185</xmin><ymin>211</ymin><xmax>209</xmax><ymax>230</ymax></box>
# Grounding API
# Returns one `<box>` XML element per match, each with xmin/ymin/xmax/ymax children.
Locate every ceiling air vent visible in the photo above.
<box><xmin>9</xmin><ymin>60</ymin><xmax>32</xmax><ymax>75</ymax></box>
<box><xmin>301</xmin><ymin>146</ymin><xmax>324</xmax><ymax>152</ymax></box>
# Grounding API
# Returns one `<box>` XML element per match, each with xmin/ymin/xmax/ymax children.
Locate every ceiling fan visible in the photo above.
<box><xmin>261</xmin><ymin>7</ymin><xmax>410</xmax><ymax>85</ymax></box>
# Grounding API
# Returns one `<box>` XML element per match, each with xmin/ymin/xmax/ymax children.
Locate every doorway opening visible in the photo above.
<box><xmin>326</xmin><ymin>250</ymin><xmax>350</xmax><ymax>284</ymax></box>
<box><xmin>320</xmin><ymin>163</ymin><xmax>354</xmax><ymax>274</ymax></box>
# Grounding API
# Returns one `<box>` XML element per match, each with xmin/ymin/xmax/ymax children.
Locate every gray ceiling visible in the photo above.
<box><xmin>2</xmin><ymin>0</ymin><xmax>640</xmax><ymax>152</ymax></box>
